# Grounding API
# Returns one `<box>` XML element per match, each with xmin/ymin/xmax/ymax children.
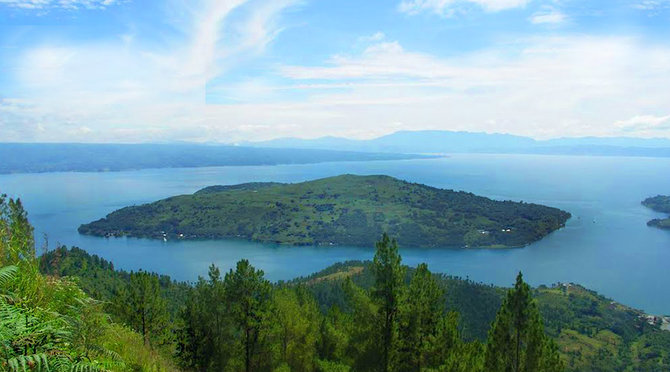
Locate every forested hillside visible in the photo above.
<box><xmin>79</xmin><ymin>175</ymin><xmax>571</xmax><ymax>248</ymax></box>
<box><xmin>0</xmin><ymin>195</ymin><xmax>176</xmax><ymax>371</ymax></box>
<box><xmin>40</xmin><ymin>243</ymin><xmax>670</xmax><ymax>371</ymax></box>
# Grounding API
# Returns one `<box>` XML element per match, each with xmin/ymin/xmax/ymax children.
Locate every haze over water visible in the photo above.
<box><xmin>1</xmin><ymin>154</ymin><xmax>669</xmax><ymax>314</ymax></box>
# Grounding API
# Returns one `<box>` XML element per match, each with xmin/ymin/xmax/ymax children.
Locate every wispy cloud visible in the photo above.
<box><xmin>634</xmin><ymin>0</ymin><xmax>670</xmax><ymax>10</ymax></box>
<box><xmin>276</xmin><ymin>36</ymin><xmax>670</xmax><ymax>139</ymax></box>
<box><xmin>359</xmin><ymin>32</ymin><xmax>386</xmax><ymax>43</ymax></box>
<box><xmin>398</xmin><ymin>0</ymin><xmax>531</xmax><ymax>16</ymax></box>
<box><xmin>0</xmin><ymin>0</ymin><xmax>301</xmax><ymax>142</ymax></box>
<box><xmin>0</xmin><ymin>0</ymin><xmax>121</xmax><ymax>10</ymax></box>
<box><xmin>529</xmin><ymin>9</ymin><xmax>566</xmax><ymax>24</ymax></box>
<box><xmin>2</xmin><ymin>0</ymin><xmax>670</xmax><ymax>143</ymax></box>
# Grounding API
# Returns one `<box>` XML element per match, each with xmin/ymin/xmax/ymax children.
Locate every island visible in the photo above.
<box><xmin>642</xmin><ymin>195</ymin><xmax>670</xmax><ymax>229</ymax></box>
<box><xmin>78</xmin><ymin>174</ymin><xmax>571</xmax><ymax>248</ymax></box>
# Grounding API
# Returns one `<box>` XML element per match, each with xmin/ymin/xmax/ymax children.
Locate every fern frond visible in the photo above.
<box><xmin>0</xmin><ymin>265</ymin><xmax>17</xmax><ymax>289</ymax></box>
<box><xmin>68</xmin><ymin>360</ymin><xmax>109</xmax><ymax>372</ymax></box>
<box><xmin>4</xmin><ymin>353</ymin><xmax>49</xmax><ymax>372</ymax></box>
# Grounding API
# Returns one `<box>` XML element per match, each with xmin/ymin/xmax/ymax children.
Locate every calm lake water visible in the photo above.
<box><xmin>1</xmin><ymin>154</ymin><xmax>669</xmax><ymax>314</ymax></box>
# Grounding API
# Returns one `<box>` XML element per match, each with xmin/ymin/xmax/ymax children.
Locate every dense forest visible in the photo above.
<box><xmin>79</xmin><ymin>175</ymin><xmax>571</xmax><ymax>249</ymax></box>
<box><xmin>39</xmin><ymin>245</ymin><xmax>670</xmax><ymax>372</ymax></box>
<box><xmin>642</xmin><ymin>195</ymin><xmax>670</xmax><ymax>229</ymax></box>
<box><xmin>4</xmin><ymin>194</ymin><xmax>670</xmax><ymax>371</ymax></box>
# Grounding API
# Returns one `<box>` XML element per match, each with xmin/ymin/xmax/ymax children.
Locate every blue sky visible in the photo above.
<box><xmin>1</xmin><ymin>0</ymin><xmax>669</xmax><ymax>143</ymax></box>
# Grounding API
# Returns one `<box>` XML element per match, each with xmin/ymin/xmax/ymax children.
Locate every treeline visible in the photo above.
<box><xmin>37</xmin><ymin>238</ymin><xmax>670</xmax><ymax>372</ymax></box>
<box><xmin>171</xmin><ymin>233</ymin><xmax>562</xmax><ymax>371</ymax></box>
<box><xmin>0</xmin><ymin>194</ymin><xmax>176</xmax><ymax>371</ymax></box>
<box><xmin>43</xmin><ymin>234</ymin><xmax>561</xmax><ymax>371</ymax></box>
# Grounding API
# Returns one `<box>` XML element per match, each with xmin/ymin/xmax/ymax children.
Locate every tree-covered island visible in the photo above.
<box><xmin>78</xmin><ymin>175</ymin><xmax>571</xmax><ymax>248</ymax></box>
<box><xmin>642</xmin><ymin>195</ymin><xmax>670</xmax><ymax>230</ymax></box>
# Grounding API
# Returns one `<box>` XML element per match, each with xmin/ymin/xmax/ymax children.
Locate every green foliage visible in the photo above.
<box><xmin>642</xmin><ymin>195</ymin><xmax>670</xmax><ymax>213</ymax></box>
<box><xmin>39</xmin><ymin>246</ymin><xmax>189</xmax><ymax>318</ymax></box>
<box><xmin>114</xmin><ymin>271</ymin><xmax>170</xmax><ymax>347</ymax></box>
<box><xmin>0</xmin><ymin>194</ymin><xmax>175</xmax><ymax>372</ymax></box>
<box><xmin>484</xmin><ymin>272</ymin><xmax>563</xmax><ymax>372</ymax></box>
<box><xmin>272</xmin><ymin>286</ymin><xmax>320</xmax><ymax>371</ymax></box>
<box><xmin>177</xmin><ymin>261</ymin><xmax>277</xmax><ymax>372</ymax></box>
<box><xmin>642</xmin><ymin>195</ymin><xmax>670</xmax><ymax>229</ymax></box>
<box><xmin>224</xmin><ymin>260</ymin><xmax>274</xmax><ymax>372</ymax></box>
<box><xmin>371</xmin><ymin>233</ymin><xmax>405</xmax><ymax>372</ymax></box>
<box><xmin>78</xmin><ymin>175</ymin><xmax>570</xmax><ymax>248</ymax></box>
<box><xmin>176</xmin><ymin>265</ymin><xmax>231</xmax><ymax>371</ymax></box>
<box><xmin>396</xmin><ymin>263</ymin><xmax>445</xmax><ymax>371</ymax></box>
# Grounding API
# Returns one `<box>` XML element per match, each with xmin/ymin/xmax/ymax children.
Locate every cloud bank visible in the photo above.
<box><xmin>2</xmin><ymin>0</ymin><xmax>670</xmax><ymax>142</ymax></box>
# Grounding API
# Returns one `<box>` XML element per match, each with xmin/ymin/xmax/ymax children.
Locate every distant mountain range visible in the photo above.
<box><xmin>240</xmin><ymin>130</ymin><xmax>670</xmax><ymax>157</ymax></box>
<box><xmin>0</xmin><ymin>143</ymin><xmax>431</xmax><ymax>174</ymax></box>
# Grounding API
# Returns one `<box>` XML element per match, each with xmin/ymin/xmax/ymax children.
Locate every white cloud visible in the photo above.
<box><xmin>359</xmin><ymin>32</ymin><xmax>386</xmax><ymax>43</ymax></box>
<box><xmin>615</xmin><ymin>115</ymin><xmax>670</xmax><ymax>132</ymax></box>
<box><xmin>0</xmin><ymin>0</ymin><xmax>120</xmax><ymax>9</ymax></box>
<box><xmin>275</xmin><ymin>36</ymin><xmax>670</xmax><ymax>139</ymax></box>
<box><xmin>634</xmin><ymin>0</ymin><xmax>670</xmax><ymax>10</ymax></box>
<box><xmin>398</xmin><ymin>0</ymin><xmax>531</xmax><ymax>16</ymax></box>
<box><xmin>529</xmin><ymin>9</ymin><xmax>566</xmax><ymax>24</ymax></box>
<box><xmin>3</xmin><ymin>2</ymin><xmax>670</xmax><ymax>143</ymax></box>
<box><xmin>0</xmin><ymin>0</ymin><xmax>301</xmax><ymax>142</ymax></box>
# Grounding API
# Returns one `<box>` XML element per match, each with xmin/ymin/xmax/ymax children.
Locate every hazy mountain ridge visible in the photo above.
<box><xmin>241</xmin><ymin>130</ymin><xmax>670</xmax><ymax>156</ymax></box>
<box><xmin>0</xmin><ymin>143</ymin><xmax>433</xmax><ymax>174</ymax></box>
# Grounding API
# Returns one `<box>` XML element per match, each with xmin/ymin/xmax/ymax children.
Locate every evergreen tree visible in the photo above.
<box><xmin>117</xmin><ymin>271</ymin><xmax>169</xmax><ymax>347</ymax></box>
<box><xmin>344</xmin><ymin>278</ymin><xmax>380</xmax><ymax>372</ymax></box>
<box><xmin>396</xmin><ymin>263</ymin><xmax>444</xmax><ymax>371</ymax></box>
<box><xmin>317</xmin><ymin>305</ymin><xmax>352</xmax><ymax>367</ymax></box>
<box><xmin>272</xmin><ymin>286</ymin><xmax>320</xmax><ymax>372</ymax></box>
<box><xmin>485</xmin><ymin>272</ymin><xmax>564</xmax><ymax>372</ymax></box>
<box><xmin>371</xmin><ymin>233</ymin><xmax>405</xmax><ymax>372</ymax></box>
<box><xmin>223</xmin><ymin>259</ymin><xmax>273</xmax><ymax>372</ymax></box>
<box><xmin>177</xmin><ymin>264</ymin><xmax>232</xmax><ymax>371</ymax></box>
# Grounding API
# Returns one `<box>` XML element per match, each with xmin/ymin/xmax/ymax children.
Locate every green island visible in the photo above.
<box><xmin>642</xmin><ymin>195</ymin><xmax>670</xmax><ymax>229</ymax></box>
<box><xmin>78</xmin><ymin>174</ymin><xmax>571</xmax><ymax>248</ymax></box>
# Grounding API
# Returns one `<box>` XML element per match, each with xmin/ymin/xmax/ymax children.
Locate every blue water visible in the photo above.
<box><xmin>1</xmin><ymin>154</ymin><xmax>669</xmax><ymax>314</ymax></box>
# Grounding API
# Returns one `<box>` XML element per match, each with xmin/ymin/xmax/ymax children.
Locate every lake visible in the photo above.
<box><xmin>1</xmin><ymin>154</ymin><xmax>669</xmax><ymax>314</ymax></box>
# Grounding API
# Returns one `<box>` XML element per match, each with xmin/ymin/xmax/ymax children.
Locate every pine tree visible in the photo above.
<box><xmin>177</xmin><ymin>264</ymin><xmax>231</xmax><ymax>371</ymax></box>
<box><xmin>485</xmin><ymin>272</ymin><xmax>564</xmax><ymax>372</ymax></box>
<box><xmin>223</xmin><ymin>259</ymin><xmax>273</xmax><ymax>372</ymax></box>
<box><xmin>273</xmin><ymin>286</ymin><xmax>320</xmax><ymax>372</ymax></box>
<box><xmin>396</xmin><ymin>263</ymin><xmax>444</xmax><ymax>371</ymax></box>
<box><xmin>118</xmin><ymin>271</ymin><xmax>170</xmax><ymax>347</ymax></box>
<box><xmin>371</xmin><ymin>233</ymin><xmax>405</xmax><ymax>372</ymax></box>
<box><xmin>344</xmin><ymin>277</ymin><xmax>380</xmax><ymax>372</ymax></box>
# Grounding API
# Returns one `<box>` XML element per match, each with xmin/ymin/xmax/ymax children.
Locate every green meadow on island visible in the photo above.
<box><xmin>78</xmin><ymin>175</ymin><xmax>570</xmax><ymax>249</ymax></box>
